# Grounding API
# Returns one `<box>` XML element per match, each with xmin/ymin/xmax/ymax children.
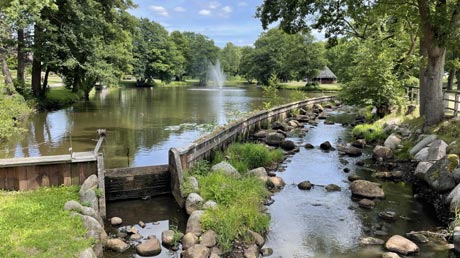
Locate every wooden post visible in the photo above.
<box><xmin>97</xmin><ymin>153</ymin><xmax>106</xmax><ymax>219</ymax></box>
<box><xmin>455</xmin><ymin>92</ymin><xmax>459</xmax><ymax>117</ymax></box>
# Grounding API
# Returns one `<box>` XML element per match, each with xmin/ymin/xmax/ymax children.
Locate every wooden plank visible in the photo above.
<box><xmin>455</xmin><ymin>93</ymin><xmax>459</xmax><ymax>117</ymax></box>
<box><xmin>97</xmin><ymin>154</ymin><xmax>106</xmax><ymax>219</ymax></box>
<box><xmin>0</xmin><ymin>151</ymin><xmax>96</xmax><ymax>168</ymax></box>
<box><xmin>0</xmin><ymin>168</ymin><xmax>5</xmax><ymax>189</ymax></box>
<box><xmin>17</xmin><ymin>167</ymin><xmax>27</xmax><ymax>190</ymax></box>
<box><xmin>63</xmin><ymin>163</ymin><xmax>72</xmax><ymax>186</ymax></box>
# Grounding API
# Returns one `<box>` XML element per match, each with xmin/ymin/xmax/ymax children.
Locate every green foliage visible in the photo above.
<box><xmin>352</xmin><ymin>123</ymin><xmax>386</xmax><ymax>142</ymax></box>
<box><xmin>219</xmin><ymin>42</ymin><xmax>242</xmax><ymax>76</ymax></box>
<box><xmin>199</xmin><ymin>172</ymin><xmax>270</xmax><ymax>252</ymax></box>
<box><xmin>394</xmin><ymin>140</ymin><xmax>413</xmax><ymax>161</ymax></box>
<box><xmin>183</xmin><ymin>32</ymin><xmax>219</xmax><ymax>85</ymax></box>
<box><xmin>188</xmin><ymin>160</ymin><xmax>211</xmax><ymax>177</ymax></box>
<box><xmin>40</xmin><ymin>87</ymin><xmax>82</xmax><ymax>110</ymax></box>
<box><xmin>0</xmin><ymin>83</ymin><xmax>31</xmax><ymax>141</ymax></box>
<box><xmin>213</xmin><ymin>143</ymin><xmax>283</xmax><ymax>173</ymax></box>
<box><xmin>0</xmin><ymin>186</ymin><xmax>92</xmax><ymax>258</ymax></box>
<box><xmin>432</xmin><ymin>120</ymin><xmax>460</xmax><ymax>144</ymax></box>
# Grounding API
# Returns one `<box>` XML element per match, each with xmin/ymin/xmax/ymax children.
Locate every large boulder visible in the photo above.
<box><xmin>384</xmin><ymin>134</ymin><xmax>401</xmax><ymax>150</ymax></box>
<box><xmin>186</xmin><ymin>210</ymin><xmax>205</xmax><ymax>235</ymax></box>
<box><xmin>385</xmin><ymin>235</ymin><xmax>419</xmax><ymax>255</ymax></box>
<box><xmin>210</xmin><ymin>162</ymin><xmax>240</xmax><ymax>178</ymax></box>
<box><xmin>253</xmin><ymin>130</ymin><xmax>269</xmax><ymax>139</ymax></box>
<box><xmin>79</xmin><ymin>175</ymin><xmax>99</xmax><ymax>195</ymax></box>
<box><xmin>182</xmin><ymin>244</ymin><xmax>210</xmax><ymax>258</ymax></box>
<box><xmin>265</xmin><ymin>132</ymin><xmax>286</xmax><ymax>146</ymax></box>
<box><xmin>409</xmin><ymin>134</ymin><xmax>437</xmax><ymax>156</ymax></box>
<box><xmin>320</xmin><ymin>141</ymin><xmax>333</xmax><ymax>150</ymax></box>
<box><xmin>106</xmin><ymin>239</ymin><xmax>129</xmax><ymax>253</ymax></box>
<box><xmin>267</xmin><ymin>176</ymin><xmax>285</xmax><ymax>190</ymax></box>
<box><xmin>79</xmin><ymin>248</ymin><xmax>97</xmax><ymax>258</ymax></box>
<box><xmin>424</xmin><ymin>157</ymin><xmax>456</xmax><ymax>192</ymax></box>
<box><xmin>182</xmin><ymin>232</ymin><xmax>198</xmax><ymax>250</ymax></box>
<box><xmin>136</xmin><ymin>236</ymin><xmax>162</xmax><ymax>256</ymax></box>
<box><xmin>338</xmin><ymin>145</ymin><xmax>362</xmax><ymax>157</ymax></box>
<box><xmin>350</xmin><ymin>180</ymin><xmax>385</xmax><ymax>198</ymax></box>
<box><xmin>248</xmin><ymin>167</ymin><xmax>268</xmax><ymax>182</ymax></box>
<box><xmin>161</xmin><ymin>230</ymin><xmax>175</xmax><ymax>246</ymax></box>
<box><xmin>448</xmin><ymin>141</ymin><xmax>460</xmax><ymax>155</ymax></box>
<box><xmin>427</xmin><ymin>139</ymin><xmax>448</xmax><ymax>161</ymax></box>
<box><xmin>80</xmin><ymin>189</ymin><xmax>98</xmax><ymax>211</ymax></box>
<box><xmin>186</xmin><ymin>193</ymin><xmax>204</xmax><ymax>215</ymax></box>
<box><xmin>280</xmin><ymin>140</ymin><xmax>297</xmax><ymax>151</ymax></box>
<box><xmin>200</xmin><ymin>230</ymin><xmax>217</xmax><ymax>248</ymax></box>
<box><xmin>414</xmin><ymin>147</ymin><xmax>429</xmax><ymax>161</ymax></box>
<box><xmin>298</xmin><ymin>181</ymin><xmax>313</xmax><ymax>190</ymax></box>
<box><xmin>373</xmin><ymin>145</ymin><xmax>393</xmax><ymax>159</ymax></box>
<box><xmin>271</xmin><ymin>121</ymin><xmax>289</xmax><ymax>131</ymax></box>
<box><xmin>414</xmin><ymin>161</ymin><xmax>435</xmax><ymax>179</ymax></box>
<box><xmin>447</xmin><ymin>184</ymin><xmax>460</xmax><ymax>212</ymax></box>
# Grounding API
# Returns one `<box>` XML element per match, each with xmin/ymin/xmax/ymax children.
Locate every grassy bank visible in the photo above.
<box><xmin>40</xmin><ymin>87</ymin><xmax>82</xmax><ymax>110</ymax></box>
<box><xmin>279</xmin><ymin>81</ymin><xmax>342</xmax><ymax>91</ymax></box>
<box><xmin>0</xmin><ymin>186</ymin><xmax>92</xmax><ymax>258</ymax></box>
<box><xmin>0</xmin><ymin>83</ymin><xmax>32</xmax><ymax>141</ymax></box>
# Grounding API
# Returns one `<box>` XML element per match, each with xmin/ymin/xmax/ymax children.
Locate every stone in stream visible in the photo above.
<box><xmin>348</xmin><ymin>174</ymin><xmax>362</xmax><ymax>182</ymax></box>
<box><xmin>260</xmin><ymin>248</ymin><xmax>273</xmax><ymax>257</ymax></box>
<box><xmin>352</xmin><ymin>139</ymin><xmax>366</xmax><ymax>149</ymax></box>
<box><xmin>350</xmin><ymin>180</ymin><xmax>385</xmax><ymax>198</ymax></box>
<box><xmin>280</xmin><ymin>140</ymin><xmax>296</xmax><ymax>151</ymax></box>
<box><xmin>298</xmin><ymin>181</ymin><xmax>313</xmax><ymax>190</ymax></box>
<box><xmin>106</xmin><ymin>239</ymin><xmax>129</xmax><ymax>253</ymax></box>
<box><xmin>359</xmin><ymin>237</ymin><xmax>384</xmax><ymax>245</ymax></box>
<box><xmin>385</xmin><ymin>235</ymin><xmax>419</xmax><ymax>255</ymax></box>
<box><xmin>384</xmin><ymin>134</ymin><xmax>401</xmax><ymax>150</ymax></box>
<box><xmin>378</xmin><ymin>211</ymin><xmax>398</xmax><ymax>221</ymax></box>
<box><xmin>186</xmin><ymin>210</ymin><xmax>205</xmax><ymax>235</ymax></box>
<box><xmin>181</xmin><ymin>232</ymin><xmax>198</xmax><ymax>250</ymax></box>
<box><xmin>110</xmin><ymin>217</ymin><xmax>122</xmax><ymax>226</ymax></box>
<box><xmin>265</xmin><ymin>132</ymin><xmax>286</xmax><ymax>146</ymax></box>
<box><xmin>356</xmin><ymin>160</ymin><xmax>365</xmax><ymax>166</ymax></box>
<box><xmin>130</xmin><ymin>233</ymin><xmax>142</xmax><ymax>241</ymax></box>
<box><xmin>182</xmin><ymin>244</ymin><xmax>210</xmax><ymax>258</ymax></box>
<box><xmin>343</xmin><ymin>167</ymin><xmax>350</xmax><ymax>173</ymax></box>
<box><xmin>406</xmin><ymin>232</ymin><xmax>429</xmax><ymax>244</ymax></box>
<box><xmin>185</xmin><ymin>193</ymin><xmax>204</xmax><ymax>215</ymax></box>
<box><xmin>304</xmin><ymin>143</ymin><xmax>315</xmax><ymax>149</ymax></box>
<box><xmin>373</xmin><ymin>145</ymin><xmax>393</xmax><ymax>159</ymax></box>
<box><xmin>161</xmin><ymin>230</ymin><xmax>175</xmax><ymax>246</ymax></box>
<box><xmin>325</xmin><ymin>184</ymin><xmax>341</xmax><ymax>192</ymax></box>
<box><xmin>358</xmin><ymin>199</ymin><xmax>375</xmax><ymax>209</ymax></box>
<box><xmin>267</xmin><ymin>176</ymin><xmax>285</xmax><ymax>190</ymax></box>
<box><xmin>320</xmin><ymin>141</ymin><xmax>333</xmax><ymax>150</ymax></box>
<box><xmin>271</xmin><ymin>121</ymin><xmax>289</xmax><ymax>131</ymax></box>
<box><xmin>382</xmin><ymin>252</ymin><xmax>401</xmax><ymax>258</ymax></box>
<box><xmin>243</xmin><ymin>244</ymin><xmax>259</xmax><ymax>258</ymax></box>
<box><xmin>339</xmin><ymin>145</ymin><xmax>362</xmax><ymax>157</ymax></box>
<box><xmin>248</xmin><ymin>230</ymin><xmax>265</xmax><ymax>247</ymax></box>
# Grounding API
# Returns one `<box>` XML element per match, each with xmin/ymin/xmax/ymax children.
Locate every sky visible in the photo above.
<box><xmin>129</xmin><ymin>0</ymin><xmax>272</xmax><ymax>48</ymax></box>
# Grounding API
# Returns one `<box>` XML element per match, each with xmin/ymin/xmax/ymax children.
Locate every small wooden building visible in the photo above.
<box><xmin>313</xmin><ymin>66</ymin><xmax>337</xmax><ymax>84</ymax></box>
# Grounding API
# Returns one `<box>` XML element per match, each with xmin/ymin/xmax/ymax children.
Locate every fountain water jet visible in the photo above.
<box><xmin>208</xmin><ymin>59</ymin><xmax>226</xmax><ymax>88</ymax></box>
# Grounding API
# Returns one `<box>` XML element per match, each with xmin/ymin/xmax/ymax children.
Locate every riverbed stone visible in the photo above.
<box><xmin>281</xmin><ymin>140</ymin><xmax>297</xmax><ymax>151</ymax></box>
<box><xmin>373</xmin><ymin>145</ymin><xmax>393</xmax><ymax>159</ymax></box>
<box><xmin>325</xmin><ymin>184</ymin><xmax>341</xmax><ymax>192</ymax></box>
<box><xmin>378</xmin><ymin>211</ymin><xmax>398</xmax><ymax>221</ymax></box>
<box><xmin>265</xmin><ymin>132</ymin><xmax>286</xmax><ymax>146</ymax></box>
<box><xmin>298</xmin><ymin>181</ymin><xmax>313</xmax><ymax>190</ymax></box>
<box><xmin>200</xmin><ymin>230</ymin><xmax>217</xmax><ymax>247</ymax></box>
<box><xmin>186</xmin><ymin>210</ymin><xmax>205</xmax><ymax>236</ymax></box>
<box><xmin>110</xmin><ymin>217</ymin><xmax>123</xmax><ymax>226</ymax></box>
<box><xmin>249</xmin><ymin>230</ymin><xmax>265</xmax><ymax>247</ymax></box>
<box><xmin>410</xmin><ymin>134</ymin><xmax>438</xmax><ymax>156</ymax></box>
<box><xmin>382</xmin><ymin>252</ymin><xmax>400</xmax><ymax>258</ymax></box>
<box><xmin>406</xmin><ymin>232</ymin><xmax>429</xmax><ymax>243</ymax></box>
<box><xmin>128</xmin><ymin>226</ymin><xmax>138</xmax><ymax>235</ymax></box>
<box><xmin>320</xmin><ymin>141</ymin><xmax>333</xmax><ymax>150</ymax></box>
<box><xmin>352</xmin><ymin>139</ymin><xmax>366</xmax><ymax>149</ymax></box>
<box><xmin>64</xmin><ymin>200</ymin><xmax>83</xmax><ymax>212</ymax></box>
<box><xmin>448</xmin><ymin>141</ymin><xmax>460</xmax><ymax>155</ymax></box>
<box><xmin>243</xmin><ymin>244</ymin><xmax>259</xmax><ymax>258</ymax></box>
<box><xmin>136</xmin><ymin>235</ymin><xmax>162</xmax><ymax>256</ymax></box>
<box><xmin>260</xmin><ymin>248</ymin><xmax>273</xmax><ymax>257</ymax></box>
<box><xmin>79</xmin><ymin>248</ymin><xmax>97</xmax><ymax>258</ymax></box>
<box><xmin>350</xmin><ymin>180</ymin><xmax>385</xmax><ymax>198</ymax></box>
<box><xmin>80</xmin><ymin>175</ymin><xmax>99</xmax><ymax>195</ymax></box>
<box><xmin>424</xmin><ymin>157</ymin><xmax>456</xmax><ymax>192</ymax></box>
<box><xmin>254</xmin><ymin>130</ymin><xmax>269</xmax><ymax>139</ymax></box>
<box><xmin>385</xmin><ymin>235</ymin><xmax>419</xmax><ymax>255</ymax></box>
<box><xmin>384</xmin><ymin>134</ymin><xmax>401</xmax><ymax>150</ymax></box>
<box><xmin>249</xmin><ymin>167</ymin><xmax>268</xmax><ymax>182</ymax></box>
<box><xmin>271</xmin><ymin>121</ymin><xmax>289</xmax><ymax>131</ymax></box>
<box><xmin>211</xmin><ymin>161</ymin><xmax>240</xmax><ymax>178</ymax></box>
<box><xmin>106</xmin><ymin>239</ymin><xmax>129</xmax><ymax>253</ymax></box>
<box><xmin>427</xmin><ymin>139</ymin><xmax>448</xmax><ymax>161</ymax></box>
<box><xmin>304</xmin><ymin>143</ymin><xmax>314</xmax><ymax>149</ymax></box>
<box><xmin>348</xmin><ymin>174</ymin><xmax>362</xmax><ymax>182</ymax></box>
<box><xmin>358</xmin><ymin>198</ymin><xmax>375</xmax><ymax>209</ymax></box>
<box><xmin>182</xmin><ymin>232</ymin><xmax>198</xmax><ymax>250</ymax></box>
<box><xmin>447</xmin><ymin>183</ymin><xmax>460</xmax><ymax>212</ymax></box>
<box><xmin>161</xmin><ymin>230</ymin><xmax>175</xmax><ymax>246</ymax></box>
<box><xmin>182</xmin><ymin>244</ymin><xmax>210</xmax><ymax>258</ymax></box>
<box><xmin>267</xmin><ymin>176</ymin><xmax>285</xmax><ymax>190</ymax></box>
<box><xmin>186</xmin><ymin>193</ymin><xmax>204</xmax><ymax>215</ymax></box>
<box><xmin>359</xmin><ymin>237</ymin><xmax>384</xmax><ymax>245</ymax></box>
<box><xmin>339</xmin><ymin>145</ymin><xmax>362</xmax><ymax>157</ymax></box>
<box><xmin>414</xmin><ymin>161</ymin><xmax>434</xmax><ymax>179</ymax></box>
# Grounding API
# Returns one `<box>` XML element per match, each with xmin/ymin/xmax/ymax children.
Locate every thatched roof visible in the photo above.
<box><xmin>315</xmin><ymin>66</ymin><xmax>337</xmax><ymax>79</ymax></box>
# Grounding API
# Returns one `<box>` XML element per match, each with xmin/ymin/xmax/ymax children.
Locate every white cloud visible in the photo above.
<box><xmin>222</xmin><ymin>6</ymin><xmax>232</xmax><ymax>13</ymax></box>
<box><xmin>198</xmin><ymin>9</ymin><xmax>211</xmax><ymax>16</ymax></box>
<box><xmin>238</xmin><ymin>2</ymin><xmax>248</xmax><ymax>6</ymax></box>
<box><xmin>174</xmin><ymin>6</ymin><xmax>186</xmax><ymax>12</ymax></box>
<box><xmin>208</xmin><ymin>1</ymin><xmax>221</xmax><ymax>9</ymax></box>
<box><xmin>149</xmin><ymin>5</ymin><xmax>169</xmax><ymax>17</ymax></box>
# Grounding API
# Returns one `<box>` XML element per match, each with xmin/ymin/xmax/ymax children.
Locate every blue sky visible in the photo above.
<box><xmin>129</xmin><ymin>0</ymin><xmax>269</xmax><ymax>48</ymax></box>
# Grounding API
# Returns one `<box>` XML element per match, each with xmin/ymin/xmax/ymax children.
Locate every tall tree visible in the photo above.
<box><xmin>219</xmin><ymin>43</ymin><xmax>242</xmax><ymax>76</ymax></box>
<box><xmin>257</xmin><ymin>0</ymin><xmax>460</xmax><ymax>125</ymax></box>
<box><xmin>183</xmin><ymin>32</ymin><xmax>219</xmax><ymax>85</ymax></box>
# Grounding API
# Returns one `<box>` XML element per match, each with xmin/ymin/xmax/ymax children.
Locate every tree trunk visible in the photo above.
<box><xmin>31</xmin><ymin>57</ymin><xmax>41</xmax><ymax>96</ymax></box>
<box><xmin>17</xmin><ymin>28</ymin><xmax>25</xmax><ymax>85</ymax></box>
<box><xmin>447</xmin><ymin>68</ymin><xmax>455</xmax><ymax>90</ymax></box>
<box><xmin>0</xmin><ymin>52</ymin><xmax>14</xmax><ymax>95</ymax></box>
<box><xmin>457</xmin><ymin>72</ymin><xmax>460</xmax><ymax>90</ymax></box>
<box><xmin>419</xmin><ymin>46</ymin><xmax>445</xmax><ymax>126</ymax></box>
<box><xmin>41</xmin><ymin>66</ymin><xmax>50</xmax><ymax>96</ymax></box>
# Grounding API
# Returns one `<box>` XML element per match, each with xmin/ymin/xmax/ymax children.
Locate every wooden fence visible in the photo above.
<box><xmin>405</xmin><ymin>86</ymin><xmax>460</xmax><ymax>117</ymax></box>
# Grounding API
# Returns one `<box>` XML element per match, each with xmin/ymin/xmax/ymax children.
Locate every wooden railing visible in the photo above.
<box><xmin>405</xmin><ymin>86</ymin><xmax>460</xmax><ymax>117</ymax></box>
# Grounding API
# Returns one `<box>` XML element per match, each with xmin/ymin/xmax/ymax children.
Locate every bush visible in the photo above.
<box><xmin>0</xmin><ymin>84</ymin><xmax>31</xmax><ymax>141</ymax></box>
<box><xmin>40</xmin><ymin>87</ymin><xmax>82</xmax><ymax>110</ymax></box>
<box><xmin>352</xmin><ymin>123</ymin><xmax>386</xmax><ymax>142</ymax></box>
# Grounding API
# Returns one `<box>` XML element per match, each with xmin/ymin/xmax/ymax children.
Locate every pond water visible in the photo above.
<box><xmin>0</xmin><ymin>86</ymin><xmax>316</xmax><ymax>168</ymax></box>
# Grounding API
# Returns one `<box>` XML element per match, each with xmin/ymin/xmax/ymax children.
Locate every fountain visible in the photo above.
<box><xmin>207</xmin><ymin>59</ymin><xmax>226</xmax><ymax>88</ymax></box>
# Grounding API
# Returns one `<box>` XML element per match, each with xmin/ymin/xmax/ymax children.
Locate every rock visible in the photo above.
<box><xmin>424</xmin><ymin>157</ymin><xmax>456</xmax><ymax>192</ymax></box>
<box><xmin>382</xmin><ymin>252</ymin><xmax>400</xmax><ymax>258</ymax></box>
<box><xmin>348</xmin><ymin>175</ymin><xmax>362</xmax><ymax>182</ymax></box>
<box><xmin>374</xmin><ymin>172</ymin><xmax>393</xmax><ymax>180</ymax></box>
<box><xmin>453</xmin><ymin>227</ymin><xmax>460</xmax><ymax>253</ymax></box>
<box><xmin>267</xmin><ymin>176</ymin><xmax>285</xmax><ymax>190</ymax></box>
<box><xmin>359</xmin><ymin>237</ymin><xmax>384</xmax><ymax>245</ymax></box>
<box><xmin>64</xmin><ymin>200</ymin><xmax>83</xmax><ymax>212</ymax></box>
<box><xmin>325</xmin><ymin>184</ymin><xmax>341</xmax><ymax>192</ymax></box>
<box><xmin>249</xmin><ymin>167</ymin><xmax>268</xmax><ymax>182</ymax></box>
<box><xmin>414</xmin><ymin>161</ymin><xmax>434</xmax><ymax>179</ymax></box>
<box><xmin>248</xmin><ymin>230</ymin><xmax>264</xmax><ymax>247</ymax></box>
<box><xmin>280</xmin><ymin>140</ymin><xmax>296</xmax><ymax>151</ymax></box>
<box><xmin>161</xmin><ymin>230</ymin><xmax>175</xmax><ymax>246</ymax></box>
<box><xmin>427</xmin><ymin>139</ymin><xmax>448</xmax><ymax>161</ymax></box>
<box><xmin>254</xmin><ymin>130</ymin><xmax>269</xmax><ymax>139</ymax></box>
<box><xmin>130</xmin><ymin>233</ymin><xmax>142</xmax><ymax>241</ymax></box>
<box><xmin>391</xmin><ymin>170</ymin><xmax>403</xmax><ymax>179</ymax></box>
<box><xmin>136</xmin><ymin>236</ymin><xmax>162</xmax><ymax>256</ymax></box>
<box><xmin>211</xmin><ymin>161</ymin><xmax>240</xmax><ymax>178</ymax></box>
<box><xmin>410</xmin><ymin>134</ymin><xmax>437</xmax><ymax>156</ymax></box>
<box><xmin>265</xmin><ymin>132</ymin><xmax>286</xmax><ymax>146</ymax></box>
<box><xmin>260</xmin><ymin>248</ymin><xmax>273</xmax><ymax>257</ymax></box>
<box><xmin>128</xmin><ymin>226</ymin><xmax>138</xmax><ymax>235</ymax></box>
<box><xmin>209</xmin><ymin>247</ymin><xmax>222</xmax><ymax>258</ymax></box>
<box><xmin>86</xmin><ymin>229</ymin><xmax>107</xmax><ymax>249</ymax></box>
<box><xmin>80</xmin><ymin>189</ymin><xmax>98</xmax><ymax>211</ymax></box>
<box><xmin>79</xmin><ymin>248</ymin><xmax>97</xmax><ymax>258</ymax></box>
<box><xmin>385</xmin><ymin>235</ymin><xmax>419</xmax><ymax>255</ymax></box>
<box><xmin>384</xmin><ymin>134</ymin><xmax>401</xmax><ymax>150</ymax></box>
<box><xmin>414</xmin><ymin>147</ymin><xmax>429</xmax><ymax>161</ymax></box>
<box><xmin>320</xmin><ymin>141</ymin><xmax>333</xmax><ymax>150</ymax></box>
<box><xmin>182</xmin><ymin>232</ymin><xmax>198</xmax><ymax>250</ymax></box>
<box><xmin>186</xmin><ymin>210</ymin><xmax>205</xmax><ymax>235</ymax></box>
<box><xmin>80</xmin><ymin>175</ymin><xmax>99</xmax><ymax>195</ymax></box>
<box><xmin>271</xmin><ymin>121</ymin><xmax>289</xmax><ymax>131</ymax></box>
<box><xmin>373</xmin><ymin>145</ymin><xmax>393</xmax><ymax>159</ymax></box>
<box><xmin>406</xmin><ymin>232</ymin><xmax>429</xmax><ymax>243</ymax></box>
<box><xmin>186</xmin><ymin>193</ymin><xmax>204</xmax><ymax>215</ymax></box>
<box><xmin>379</xmin><ymin>211</ymin><xmax>398</xmax><ymax>221</ymax></box>
<box><xmin>339</xmin><ymin>145</ymin><xmax>362</xmax><ymax>157</ymax></box>
<box><xmin>189</xmin><ymin>177</ymin><xmax>199</xmax><ymax>192</ymax></box>
<box><xmin>81</xmin><ymin>215</ymin><xmax>104</xmax><ymax>236</ymax></box>
<box><xmin>447</xmin><ymin>184</ymin><xmax>460</xmax><ymax>212</ymax></box>
<box><xmin>343</xmin><ymin>167</ymin><xmax>350</xmax><ymax>173</ymax></box>
<box><xmin>304</xmin><ymin>143</ymin><xmax>314</xmax><ymax>149</ymax></box>
<box><xmin>350</xmin><ymin>180</ymin><xmax>385</xmax><ymax>198</ymax></box>
<box><xmin>106</xmin><ymin>239</ymin><xmax>129</xmax><ymax>253</ymax></box>
<box><xmin>356</xmin><ymin>160</ymin><xmax>365</xmax><ymax>166</ymax></box>
<box><xmin>182</xmin><ymin>244</ymin><xmax>210</xmax><ymax>258</ymax></box>
<box><xmin>298</xmin><ymin>181</ymin><xmax>313</xmax><ymax>190</ymax></box>
<box><xmin>358</xmin><ymin>199</ymin><xmax>375</xmax><ymax>209</ymax></box>
<box><xmin>203</xmin><ymin>200</ymin><xmax>217</xmax><ymax>210</ymax></box>
<box><xmin>313</xmin><ymin>103</ymin><xmax>324</xmax><ymax>113</ymax></box>
<box><xmin>243</xmin><ymin>244</ymin><xmax>259</xmax><ymax>258</ymax></box>
<box><xmin>448</xmin><ymin>141</ymin><xmax>460</xmax><ymax>155</ymax></box>
<box><xmin>81</xmin><ymin>206</ymin><xmax>103</xmax><ymax>226</ymax></box>
<box><xmin>288</xmin><ymin>120</ymin><xmax>299</xmax><ymax>128</ymax></box>
<box><xmin>352</xmin><ymin>139</ymin><xmax>366</xmax><ymax>149</ymax></box>
<box><xmin>110</xmin><ymin>217</ymin><xmax>123</xmax><ymax>226</ymax></box>
<box><xmin>139</xmin><ymin>221</ymin><xmax>146</xmax><ymax>228</ymax></box>
<box><xmin>200</xmin><ymin>230</ymin><xmax>217</xmax><ymax>247</ymax></box>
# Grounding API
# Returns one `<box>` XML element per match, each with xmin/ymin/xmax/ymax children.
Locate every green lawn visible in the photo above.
<box><xmin>41</xmin><ymin>87</ymin><xmax>82</xmax><ymax>110</ymax></box>
<box><xmin>279</xmin><ymin>81</ymin><xmax>342</xmax><ymax>91</ymax></box>
<box><xmin>0</xmin><ymin>186</ymin><xmax>93</xmax><ymax>258</ymax></box>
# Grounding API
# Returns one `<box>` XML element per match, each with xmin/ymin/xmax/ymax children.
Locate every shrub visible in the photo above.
<box><xmin>352</xmin><ymin>123</ymin><xmax>386</xmax><ymax>142</ymax></box>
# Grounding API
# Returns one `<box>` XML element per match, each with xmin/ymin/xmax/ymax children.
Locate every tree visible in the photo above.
<box><xmin>257</xmin><ymin>0</ymin><xmax>460</xmax><ymax>125</ymax></box>
<box><xmin>219</xmin><ymin>43</ymin><xmax>241</xmax><ymax>76</ymax></box>
<box><xmin>170</xmin><ymin>31</ymin><xmax>189</xmax><ymax>81</ymax></box>
<box><xmin>183</xmin><ymin>32</ymin><xmax>219</xmax><ymax>85</ymax></box>
<box><xmin>239</xmin><ymin>46</ymin><xmax>256</xmax><ymax>83</ymax></box>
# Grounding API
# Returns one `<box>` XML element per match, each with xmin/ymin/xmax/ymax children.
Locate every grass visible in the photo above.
<box><xmin>430</xmin><ymin>119</ymin><xmax>460</xmax><ymax>144</ymax></box>
<box><xmin>40</xmin><ymin>87</ymin><xmax>82</xmax><ymax>110</ymax></box>
<box><xmin>0</xmin><ymin>186</ymin><xmax>93</xmax><ymax>258</ymax></box>
<box><xmin>279</xmin><ymin>81</ymin><xmax>342</xmax><ymax>91</ymax></box>
<box><xmin>352</xmin><ymin>123</ymin><xmax>387</xmax><ymax>142</ymax></box>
